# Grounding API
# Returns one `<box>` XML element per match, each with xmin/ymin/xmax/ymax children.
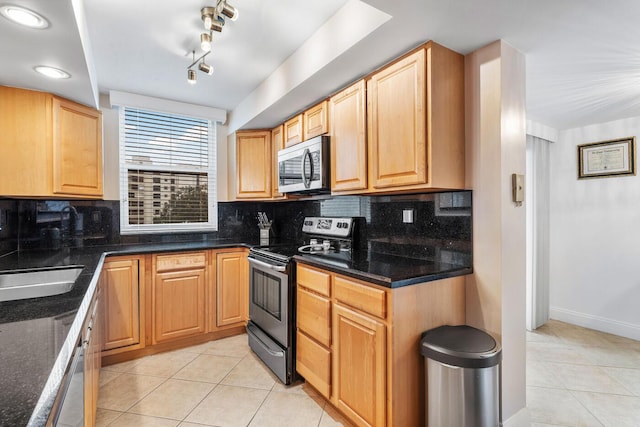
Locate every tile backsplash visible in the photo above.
<box><xmin>0</xmin><ymin>190</ymin><xmax>471</xmax><ymax>265</ymax></box>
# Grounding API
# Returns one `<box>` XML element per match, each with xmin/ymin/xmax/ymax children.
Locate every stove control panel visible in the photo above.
<box><xmin>302</xmin><ymin>217</ymin><xmax>353</xmax><ymax>237</ymax></box>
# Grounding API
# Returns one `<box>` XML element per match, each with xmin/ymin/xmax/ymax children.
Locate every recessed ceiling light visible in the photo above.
<box><xmin>0</xmin><ymin>5</ymin><xmax>49</xmax><ymax>29</ymax></box>
<box><xmin>34</xmin><ymin>66</ymin><xmax>71</xmax><ymax>79</ymax></box>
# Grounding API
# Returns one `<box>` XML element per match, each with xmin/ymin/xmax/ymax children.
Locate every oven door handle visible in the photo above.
<box><xmin>248</xmin><ymin>257</ymin><xmax>287</xmax><ymax>273</ymax></box>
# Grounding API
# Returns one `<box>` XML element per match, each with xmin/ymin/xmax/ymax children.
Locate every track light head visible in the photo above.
<box><xmin>208</xmin><ymin>19</ymin><xmax>223</xmax><ymax>32</ymax></box>
<box><xmin>200</xmin><ymin>33</ymin><xmax>212</xmax><ymax>52</ymax></box>
<box><xmin>199</xmin><ymin>62</ymin><xmax>213</xmax><ymax>75</ymax></box>
<box><xmin>201</xmin><ymin>7</ymin><xmax>215</xmax><ymax>30</ymax></box>
<box><xmin>187</xmin><ymin>68</ymin><xmax>197</xmax><ymax>84</ymax></box>
<box><xmin>221</xmin><ymin>2</ymin><xmax>238</xmax><ymax>21</ymax></box>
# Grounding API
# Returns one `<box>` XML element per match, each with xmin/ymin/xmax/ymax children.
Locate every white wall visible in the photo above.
<box><xmin>465</xmin><ymin>40</ymin><xmax>528</xmax><ymax>426</ymax></box>
<box><xmin>550</xmin><ymin>117</ymin><xmax>640</xmax><ymax>340</ymax></box>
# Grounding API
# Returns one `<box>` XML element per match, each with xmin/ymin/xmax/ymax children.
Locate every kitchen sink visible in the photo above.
<box><xmin>0</xmin><ymin>266</ymin><xmax>84</xmax><ymax>302</ymax></box>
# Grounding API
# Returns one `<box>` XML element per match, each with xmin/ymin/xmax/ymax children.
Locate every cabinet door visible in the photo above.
<box><xmin>236</xmin><ymin>130</ymin><xmax>272</xmax><ymax>199</ymax></box>
<box><xmin>153</xmin><ymin>267</ymin><xmax>206</xmax><ymax>344</ymax></box>
<box><xmin>333</xmin><ymin>304</ymin><xmax>386</xmax><ymax>427</ymax></box>
<box><xmin>216</xmin><ymin>251</ymin><xmax>248</xmax><ymax>327</ymax></box>
<box><xmin>303</xmin><ymin>100</ymin><xmax>328</xmax><ymax>140</ymax></box>
<box><xmin>52</xmin><ymin>97</ymin><xmax>103</xmax><ymax>197</ymax></box>
<box><xmin>330</xmin><ymin>80</ymin><xmax>367</xmax><ymax>192</ymax></box>
<box><xmin>284</xmin><ymin>114</ymin><xmax>303</xmax><ymax>147</ymax></box>
<box><xmin>0</xmin><ymin>86</ymin><xmax>52</xmax><ymax>196</ymax></box>
<box><xmin>367</xmin><ymin>48</ymin><xmax>426</xmax><ymax>189</ymax></box>
<box><xmin>102</xmin><ymin>258</ymin><xmax>141</xmax><ymax>351</ymax></box>
<box><xmin>271</xmin><ymin>125</ymin><xmax>285</xmax><ymax>198</ymax></box>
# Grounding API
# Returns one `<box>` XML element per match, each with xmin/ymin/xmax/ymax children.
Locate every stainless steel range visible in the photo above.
<box><xmin>246</xmin><ymin>216</ymin><xmax>365</xmax><ymax>384</ymax></box>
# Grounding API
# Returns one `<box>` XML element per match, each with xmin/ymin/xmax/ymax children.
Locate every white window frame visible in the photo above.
<box><xmin>118</xmin><ymin>107</ymin><xmax>218</xmax><ymax>234</ymax></box>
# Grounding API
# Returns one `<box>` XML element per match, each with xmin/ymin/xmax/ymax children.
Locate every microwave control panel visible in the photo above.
<box><xmin>302</xmin><ymin>217</ymin><xmax>353</xmax><ymax>237</ymax></box>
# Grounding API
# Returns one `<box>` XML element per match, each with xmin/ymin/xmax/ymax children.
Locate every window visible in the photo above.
<box><xmin>119</xmin><ymin>107</ymin><xmax>217</xmax><ymax>233</ymax></box>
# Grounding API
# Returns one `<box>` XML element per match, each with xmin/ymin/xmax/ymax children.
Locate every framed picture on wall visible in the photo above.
<box><xmin>578</xmin><ymin>136</ymin><xmax>636</xmax><ymax>179</ymax></box>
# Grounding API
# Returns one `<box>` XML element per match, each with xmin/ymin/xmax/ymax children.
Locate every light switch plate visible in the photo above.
<box><xmin>512</xmin><ymin>173</ymin><xmax>524</xmax><ymax>203</ymax></box>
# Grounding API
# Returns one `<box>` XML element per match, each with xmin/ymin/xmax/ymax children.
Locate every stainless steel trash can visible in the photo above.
<box><xmin>420</xmin><ymin>325</ymin><xmax>502</xmax><ymax>427</ymax></box>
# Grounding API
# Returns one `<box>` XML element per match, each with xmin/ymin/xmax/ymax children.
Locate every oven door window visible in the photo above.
<box><xmin>251</xmin><ymin>268</ymin><xmax>282</xmax><ymax>321</ymax></box>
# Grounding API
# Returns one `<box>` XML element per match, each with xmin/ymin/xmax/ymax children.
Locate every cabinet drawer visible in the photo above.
<box><xmin>334</xmin><ymin>275</ymin><xmax>387</xmax><ymax>319</ymax></box>
<box><xmin>297</xmin><ymin>265</ymin><xmax>331</xmax><ymax>297</ymax></box>
<box><xmin>297</xmin><ymin>286</ymin><xmax>331</xmax><ymax>346</ymax></box>
<box><xmin>296</xmin><ymin>330</ymin><xmax>331</xmax><ymax>398</ymax></box>
<box><xmin>155</xmin><ymin>252</ymin><xmax>207</xmax><ymax>272</ymax></box>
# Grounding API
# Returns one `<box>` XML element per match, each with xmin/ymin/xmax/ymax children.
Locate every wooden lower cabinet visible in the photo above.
<box><xmin>215</xmin><ymin>250</ymin><xmax>249</xmax><ymax>328</ymax></box>
<box><xmin>152</xmin><ymin>252</ymin><xmax>207</xmax><ymax>344</ymax></box>
<box><xmin>101</xmin><ymin>248</ymin><xmax>250</xmax><ymax>366</ymax></box>
<box><xmin>333</xmin><ymin>304</ymin><xmax>386</xmax><ymax>427</ymax></box>
<box><xmin>296</xmin><ymin>263</ymin><xmax>466</xmax><ymax>427</ymax></box>
<box><xmin>102</xmin><ymin>256</ymin><xmax>143</xmax><ymax>353</ymax></box>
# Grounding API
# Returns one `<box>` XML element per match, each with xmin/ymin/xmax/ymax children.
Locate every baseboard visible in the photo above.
<box><xmin>502</xmin><ymin>407</ymin><xmax>530</xmax><ymax>427</ymax></box>
<box><xmin>550</xmin><ymin>306</ymin><xmax>640</xmax><ymax>341</ymax></box>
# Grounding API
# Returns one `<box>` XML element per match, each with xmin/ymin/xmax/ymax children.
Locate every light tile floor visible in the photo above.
<box><xmin>527</xmin><ymin>319</ymin><xmax>640</xmax><ymax>427</ymax></box>
<box><xmin>97</xmin><ymin>321</ymin><xmax>640</xmax><ymax>427</ymax></box>
<box><xmin>96</xmin><ymin>334</ymin><xmax>353</xmax><ymax>427</ymax></box>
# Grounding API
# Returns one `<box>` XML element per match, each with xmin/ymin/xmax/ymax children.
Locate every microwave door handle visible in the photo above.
<box><xmin>301</xmin><ymin>148</ymin><xmax>313</xmax><ymax>188</ymax></box>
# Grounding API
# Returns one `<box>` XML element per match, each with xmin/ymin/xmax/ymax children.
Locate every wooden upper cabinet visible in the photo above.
<box><xmin>329</xmin><ymin>80</ymin><xmax>367</xmax><ymax>193</ymax></box>
<box><xmin>283</xmin><ymin>113</ymin><xmax>303</xmax><ymax>147</ymax></box>
<box><xmin>271</xmin><ymin>124</ymin><xmax>285</xmax><ymax>198</ymax></box>
<box><xmin>52</xmin><ymin>97</ymin><xmax>103</xmax><ymax>197</ymax></box>
<box><xmin>367</xmin><ymin>42</ymin><xmax>464</xmax><ymax>192</ymax></box>
<box><xmin>303</xmin><ymin>100</ymin><xmax>329</xmax><ymax>140</ymax></box>
<box><xmin>367</xmin><ymin>48</ymin><xmax>427</xmax><ymax>189</ymax></box>
<box><xmin>236</xmin><ymin>130</ymin><xmax>272</xmax><ymax>199</ymax></box>
<box><xmin>0</xmin><ymin>86</ymin><xmax>103</xmax><ymax>198</ymax></box>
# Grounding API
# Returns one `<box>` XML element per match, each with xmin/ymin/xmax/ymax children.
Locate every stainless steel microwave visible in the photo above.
<box><xmin>277</xmin><ymin>135</ymin><xmax>330</xmax><ymax>194</ymax></box>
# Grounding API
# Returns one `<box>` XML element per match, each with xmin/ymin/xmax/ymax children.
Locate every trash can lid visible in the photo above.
<box><xmin>420</xmin><ymin>325</ymin><xmax>502</xmax><ymax>368</ymax></box>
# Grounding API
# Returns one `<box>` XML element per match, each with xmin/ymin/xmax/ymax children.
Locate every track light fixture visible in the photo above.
<box><xmin>186</xmin><ymin>1</ymin><xmax>238</xmax><ymax>83</ymax></box>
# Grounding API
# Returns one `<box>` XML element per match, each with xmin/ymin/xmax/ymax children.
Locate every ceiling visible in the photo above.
<box><xmin>3</xmin><ymin>0</ymin><xmax>640</xmax><ymax>132</ymax></box>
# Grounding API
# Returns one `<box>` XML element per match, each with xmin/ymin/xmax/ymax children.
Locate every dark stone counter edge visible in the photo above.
<box><xmin>293</xmin><ymin>255</ymin><xmax>473</xmax><ymax>288</ymax></box>
<box><xmin>12</xmin><ymin>240</ymin><xmax>472</xmax><ymax>427</ymax></box>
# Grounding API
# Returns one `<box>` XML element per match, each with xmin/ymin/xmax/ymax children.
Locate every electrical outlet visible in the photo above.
<box><xmin>402</xmin><ymin>209</ymin><xmax>414</xmax><ymax>224</ymax></box>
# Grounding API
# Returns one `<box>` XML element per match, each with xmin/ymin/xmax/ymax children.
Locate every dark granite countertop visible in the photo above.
<box><xmin>0</xmin><ymin>238</ymin><xmax>471</xmax><ymax>426</ymax></box>
<box><xmin>295</xmin><ymin>250</ymin><xmax>472</xmax><ymax>288</ymax></box>
<box><xmin>0</xmin><ymin>238</ymin><xmax>253</xmax><ymax>427</ymax></box>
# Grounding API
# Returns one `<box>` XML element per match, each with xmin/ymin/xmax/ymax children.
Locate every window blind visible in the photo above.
<box><xmin>119</xmin><ymin>106</ymin><xmax>217</xmax><ymax>234</ymax></box>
